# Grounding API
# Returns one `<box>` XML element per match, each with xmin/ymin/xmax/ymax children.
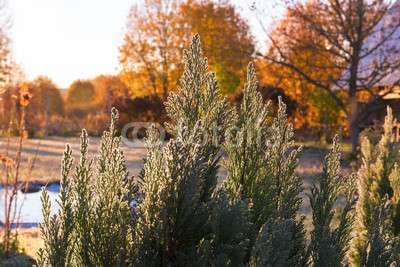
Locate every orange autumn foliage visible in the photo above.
<box><xmin>258</xmin><ymin>4</ymin><xmax>347</xmax><ymax>138</ymax></box>
<box><xmin>180</xmin><ymin>0</ymin><xmax>254</xmax><ymax>94</ymax></box>
<box><xmin>120</xmin><ymin>0</ymin><xmax>255</xmax><ymax>98</ymax></box>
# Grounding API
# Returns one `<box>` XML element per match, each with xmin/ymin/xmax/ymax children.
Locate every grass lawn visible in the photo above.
<box><xmin>0</xmin><ymin>137</ymin><xmax>353</xmax><ymax>184</ymax></box>
<box><xmin>0</xmin><ymin>137</ymin><xmax>148</xmax><ymax>184</ymax></box>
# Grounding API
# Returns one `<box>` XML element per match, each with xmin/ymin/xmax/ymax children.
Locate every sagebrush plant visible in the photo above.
<box><xmin>133</xmin><ymin>34</ymin><xmax>249</xmax><ymax>266</ymax></box>
<box><xmin>248</xmin><ymin>98</ymin><xmax>307</xmax><ymax>266</ymax></box>
<box><xmin>37</xmin><ymin>145</ymin><xmax>74</xmax><ymax>266</ymax></box>
<box><xmin>38</xmin><ymin>109</ymin><xmax>132</xmax><ymax>267</ymax></box>
<box><xmin>307</xmin><ymin>135</ymin><xmax>356</xmax><ymax>266</ymax></box>
<box><xmin>223</xmin><ymin>63</ymin><xmax>271</xmax><ymax>228</ymax></box>
<box><xmin>224</xmin><ymin>63</ymin><xmax>307</xmax><ymax>266</ymax></box>
<box><xmin>78</xmin><ymin>108</ymin><xmax>132</xmax><ymax>266</ymax></box>
<box><xmin>39</xmin><ymin>35</ymin><xmax>400</xmax><ymax>266</ymax></box>
<box><xmin>350</xmin><ymin>107</ymin><xmax>400</xmax><ymax>266</ymax></box>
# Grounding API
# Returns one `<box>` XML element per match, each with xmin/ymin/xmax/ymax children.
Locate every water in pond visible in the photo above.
<box><xmin>0</xmin><ymin>183</ymin><xmax>60</xmax><ymax>228</ymax></box>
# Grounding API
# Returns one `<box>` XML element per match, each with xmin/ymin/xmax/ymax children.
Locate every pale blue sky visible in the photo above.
<box><xmin>10</xmin><ymin>0</ymin><xmax>272</xmax><ymax>88</ymax></box>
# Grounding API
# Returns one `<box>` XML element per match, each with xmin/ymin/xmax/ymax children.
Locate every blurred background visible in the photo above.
<box><xmin>1</xmin><ymin>1</ymin><xmax>400</xmax><ymax>262</ymax></box>
<box><xmin>4</xmin><ymin>0</ymin><xmax>399</xmax><ymax>147</ymax></box>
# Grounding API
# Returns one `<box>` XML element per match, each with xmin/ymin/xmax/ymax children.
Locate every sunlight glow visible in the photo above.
<box><xmin>9</xmin><ymin>0</ymin><xmax>269</xmax><ymax>88</ymax></box>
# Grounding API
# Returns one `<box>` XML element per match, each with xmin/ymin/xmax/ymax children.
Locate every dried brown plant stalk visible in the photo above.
<box><xmin>2</xmin><ymin>83</ymin><xmax>31</xmax><ymax>257</ymax></box>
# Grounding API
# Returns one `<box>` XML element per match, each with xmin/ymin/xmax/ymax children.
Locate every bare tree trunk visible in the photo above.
<box><xmin>349</xmin><ymin>79</ymin><xmax>359</xmax><ymax>155</ymax></box>
<box><xmin>349</xmin><ymin>109</ymin><xmax>360</xmax><ymax>155</ymax></box>
<box><xmin>348</xmin><ymin>36</ymin><xmax>361</xmax><ymax>155</ymax></box>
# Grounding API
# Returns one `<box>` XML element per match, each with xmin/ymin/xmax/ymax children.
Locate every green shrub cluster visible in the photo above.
<box><xmin>38</xmin><ymin>35</ymin><xmax>400</xmax><ymax>266</ymax></box>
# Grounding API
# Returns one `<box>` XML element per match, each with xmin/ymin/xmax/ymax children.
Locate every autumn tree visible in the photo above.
<box><xmin>0</xmin><ymin>0</ymin><xmax>11</xmax><ymax>100</ymax></box>
<box><xmin>180</xmin><ymin>0</ymin><xmax>254</xmax><ymax>94</ymax></box>
<box><xmin>92</xmin><ymin>75</ymin><xmax>130</xmax><ymax>114</ymax></box>
<box><xmin>120</xmin><ymin>0</ymin><xmax>184</xmax><ymax>100</ymax></box>
<box><xmin>257</xmin><ymin>4</ymin><xmax>345</xmax><ymax>139</ymax></box>
<box><xmin>262</xmin><ymin>0</ymin><xmax>400</xmax><ymax>154</ymax></box>
<box><xmin>65</xmin><ymin>80</ymin><xmax>96</xmax><ymax>110</ymax></box>
<box><xmin>28</xmin><ymin>77</ymin><xmax>64</xmax><ymax>115</ymax></box>
<box><xmin>93</xmin><ymin>75</ymin><xmax>130</xmax><ymax>100</ymax></box>
<box><xmin>0</xmin><ymin>0</ymin><xmax>10</xmax><ymax>89</ymax></box>
<box><xmin>27</xmin><ymin>77</ymin><xmax>64</xmax><ymax>136</ymax></box>
<box><xmin>120</xmin><ymin>0</ymin><xmax>255</xmax><ymax>98</ymax></box>
<box><xmin>64</xmin><ymin>80</ymin><xmax>97</xmax><ymax>130</ymax></box>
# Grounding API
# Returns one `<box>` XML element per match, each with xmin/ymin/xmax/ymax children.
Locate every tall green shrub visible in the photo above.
<box><xmin>350</xmin><ymin>107</ymin><xmax>400</xmax><ymax>266</ymax></box>
<box><xmin>38</xmin><ymin>109</ymin><xmax>133</xmax><ymax>267</ymax></box>
<box><xmin>37</xmin><ymin>145</ymin><xmax>74</xmax><ymax>266</ymax></box>
<box><xmin>224</xmin><ymin>63</ymin><xmax>306</xmax><ymax>266</ymax></box>
<box><xmin>223</xmin><ymin>63</ymin><xmax>270</xmax><ymax>227</ymax></box>
<box><xmin>133</xmin><ymin>34</ymin><xmax>249</xmax><ymax>266</ymax></box>
<box><xmin>247</xmin><ymin>98</ymin><xmax>307</xmax><ymax>266</ymax></box>
<box><xmin>307</xmin><ymin>135</ymin><xmax>356</xmax><ymax>266</ymax></box>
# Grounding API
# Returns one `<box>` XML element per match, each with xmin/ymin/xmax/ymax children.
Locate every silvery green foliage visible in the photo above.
<box><xmin>350</xmin><ymin>107</ymin><xmax>400</xmax><ymax>266</ymax></box>
<box><xmin>209</xmin><ymin>190</ymin><xmax>251</xmax><ymax>265</ymax></box>
<box><xmin>37</xmin><ymin>145</ymin><xmax>74</xmax><ymax>267</ymax></box>
<box><xmin>308</xmin><ymin>135</ymin><xmax>356</xmax><ymax>266</ymax></box>
<box><xmin>134</xmin><ymin>35</ymin><xmax>247</xmax><ymax>266</ymax></box>
<box><xmin>165</xmin><ymin>34</ymin><xmax>233</xmax><ymax>143</ymax></box>
<box><xmin>262</xmin><ymin>99</ymin><xmax>303</xmax><ymax>225</ymax></box>
<box><xmin>224</xmin><ymin>64</ymin><xmax>306</xmax><ymax>266</ymax></box>
<box><xmin>196</xmin><ymin>189</ymin><xmax>251</xmax><ymax>267</ymax></box>
<box><xmin>134</xmin><ymin>125</ymin><xmax>217</xmax><ymax>265</ymax></box>
<box><xmin>36</xmin><ymin>35</ymin><xmax>386</xmax><ymax>267</ymax></box>
<box><xmin>72</xmin><ymin>129</ymin><xmax>94</xmax><ymax>266</ymax></box>
<box><xmin>38</xmin><ymin>109</ymin><xmax>132</xmax><ymax>266</ymax></box>
<box><xmin>223</xmin><ymin>63</ymin><xmax>270</xmax><ymax>229</ymax></box>
<box><xmin>165</xmin><ymin>33</ymin><xmax>234</xmax><ymax>202</ymax></box>
<box><xmin>249</xmin><ymin>100</ymin><xmax>307</xmax><ymax>266</ymax></box>
<box><xmin>389</xmin><ymin>164</ymin><xmax>400</xmax><ymax>237</ymax></box>
<box><xmin>249</xmin><ymin>216</ymin><xmax>306</xmax><ymax>267</ymax></box>
<box><xmin>249</xmin><ymin>219</ymin><xmax>302</xmax><ymax>267</ymax></box>
<box><xmin>88</xmin><ymin>108</ymin><xmax>132</xmax><ymax>266</ymax></box>
<box><xmin>358</xmin><ymin>199</ymin><xmax>394</xmax><ymax>267</ymax></box>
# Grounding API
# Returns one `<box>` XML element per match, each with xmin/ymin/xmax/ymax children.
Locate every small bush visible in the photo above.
<box><xmin>350</xmin><ymin>107</ymin><xmax>400</xmax><ymax>266</ymax></box>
